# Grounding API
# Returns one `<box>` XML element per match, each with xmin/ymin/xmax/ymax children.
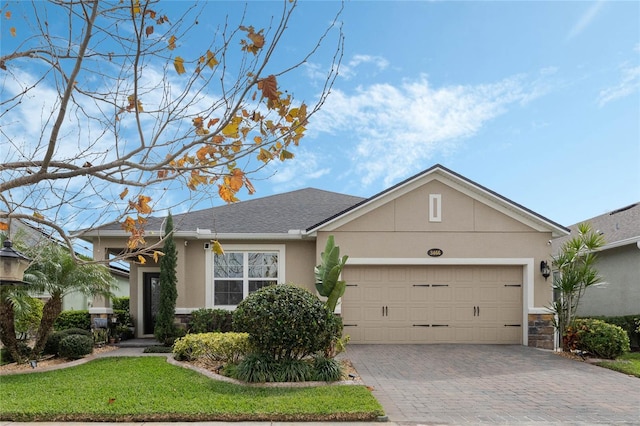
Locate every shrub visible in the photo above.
<box><xmin>0</xmin><ymin>341</ymin><xmax>32</xmax><ymax>364</ymax></box>
<box><xmin>234</xmin><ymin>353</ymin><xmax>278</xmax><ymax>383</ymax></box>
<box><xmin>172</xmin><ymin>332</ymin><xmax>250</xmax><ymax>363</ymax></box>
<box><xmin>312</xmin><ymin>355</ymin><xmax>343</xmax><ymax>382</ymax></box>
<box><xmin>111</xmin><ymin>296</ymin><xmax>130</xmax><ymax>312</ymax></box>
<box><xmin>54</xmin><ymin>310</ymin><xmax>91</xmax><ymax>331</ymax></box>
<box><xmin>44</xmin><ymin>328</ymin><xmax>92</xmax><ymax>355</ymax></box>
<box><xmin>232</xmin><ymin>284</ymin><xmax>343</xmax><ymax>361</ymax></box>
<box><xmin>573</xmin><ymin>318</ymin><xmax>630</xmax><ymax>359</ymax></box>
<box><xmin>188</xmin><ymin>308</ymin><xmax>233</xmax><ymax>333</ymax></box>
<box><xmin>275</xmin><ymin>358</ymin><xmax>313</xmax><ymax>382</ymax></box>
<box><xmin>58</xmin><ymin>334</ymin><xmax>94</xmax><ymax>359</ymax></box>
<box><xmin>587</xmin><ymin>315</ymin><xmax>640</xmax><ymax>349</ymax></box>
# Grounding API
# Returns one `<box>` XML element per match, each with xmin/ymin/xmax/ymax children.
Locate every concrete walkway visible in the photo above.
<box><xmin>346</xmin><ymin>344</ymin><xmax>640</xmax><ymax>424</ymax></box>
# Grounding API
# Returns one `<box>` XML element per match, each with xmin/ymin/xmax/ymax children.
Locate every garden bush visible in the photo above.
<box><xmin>0</xmin><ymin>341</ymin><xmax>31</xmax><ymax>364</ymax></box>
<box><xmin>54</xmin><ymin>310</ymin><xmax>91</xmax><ymax>331</ymax></box>
<box><xmin>111</xmin><ymin>296</ymin><xmax>130</xmax><ymax>312</ymax></box>
<box><xmin>58</xmin><ymin>334</ymin><xmax>94</xmax><ymax>359</ymax></box>
<box><xmin>232</xmin><ymin>284</ymin><xmax>343</xmax><ymax>361</ymax></box>
<box><xmin>172</xmin><ymin>332</ymin><xmax>250</xmax><ymax>363</ymax></box>
<box><xmin>44</xmin><ymin>328</ymin><xmax>92</xmax><ymax>355</ymax></box>
<box><xmin>234</xmin><ymin>352</ymin><xmax>279</xmax><ymax>383</ymax></box>
<box><xmin>586</xmin><ymin>315</ymin><xmax>640</xmax><ymax>349</ymax></box>
<box><xmin>188</xmin><ymin>308</ymin><xmax>233</xmax><ymax>333</ymax></box>
<box><xmin>312</xmin><ymin>355</ymin><xmax>343</xmax><ymax>382</ymax></box>
<box><xmin>572</xmin><ymin>318</ymin><xmax>630</xmax><ymax>359</ymax></box>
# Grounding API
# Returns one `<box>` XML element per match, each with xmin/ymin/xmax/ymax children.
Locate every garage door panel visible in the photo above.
<box><xmin>388</xmin><ymin>286</ymin><xmax>408</xmax><ymax>302</ymax></box>
<box><xmin>409</xmin><ymin>326</ymin><xmax>431</xmax><ymax>342</ymax></box>
<box><xmin>432</xmin><ymin>286</ymin><xmax>454</xmax><ymax>301</ymax></box>
<box><xmin>431</xmin><ymin>306</ymin><xmax>453</xmax><ymax>323</ymax></box>
<box><xmin>409</xmin><ymin>306</ymin><xmax>429</xmax><ymax>322</ymax></box>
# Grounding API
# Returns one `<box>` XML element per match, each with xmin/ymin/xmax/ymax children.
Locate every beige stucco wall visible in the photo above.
<box><xmin>91</xmin><ymin>236</ymin><xmax>317</xmax><ymax>326</ymax></box>
<box><xmin>316</xmin><ymin>181</ymin><xmax>554</xmax><ymax>308</ymax></box>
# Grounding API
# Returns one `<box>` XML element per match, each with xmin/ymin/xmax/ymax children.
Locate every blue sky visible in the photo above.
<box><xmin>230</xmin><ymin>0</ymin><xmax>640</xmax><ymax>226</ymax></box>
<box><xmin>2</xmin><ymin>0</ymin><xmax>639</xmax><ymax>234</ymax></box>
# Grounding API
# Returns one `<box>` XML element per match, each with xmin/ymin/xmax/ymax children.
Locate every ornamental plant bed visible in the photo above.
<box><xmin>0</xmin><ymin>345</ymin><xmax>119</xmax><ymax>375</ymax></box>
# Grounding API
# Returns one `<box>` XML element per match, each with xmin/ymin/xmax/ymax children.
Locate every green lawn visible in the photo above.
<box><xmin>0</xmin><ymin>357</ymin><xmax>384</xmax><ymax>422</ymax></box>
<box><xmin>595</xmin><ymin>352</ymin><xmax>640</xmax><ymax>378</ymax></box>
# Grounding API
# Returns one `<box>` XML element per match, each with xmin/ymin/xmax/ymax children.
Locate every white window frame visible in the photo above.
<box><xmin>429</xmin><ymin>193</ymin><xmax>442</xmax><ymax>222</ymax></box>
<box><xmin>205</xmin><ymin>244</ymin><xmax>285</xmax><ymax>310</ymax></box>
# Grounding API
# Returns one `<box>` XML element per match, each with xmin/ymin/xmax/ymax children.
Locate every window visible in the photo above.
<box><xmin>213</xmin><ymin>251</ymin><xmax>279</xmax><ymax>306</ymax></box>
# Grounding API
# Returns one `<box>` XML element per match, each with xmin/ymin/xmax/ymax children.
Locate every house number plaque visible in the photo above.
<box><xmin>428</xmin><ymin>248</ymin><xmax>443</xmax><ymax>257</ymax></box>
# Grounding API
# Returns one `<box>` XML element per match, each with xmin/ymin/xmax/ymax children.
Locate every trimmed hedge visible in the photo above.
<box><xmin>54</xmin><ymin>310</ymin><xmax>91</xmax><ymax>331</ymax></box>
<box><xmin>188</xmin><ymin>308</ymin><xmax>233</xmax><ymax>333</ymax></box>
<box><xmin>585</xmin><ymin>315</ymin><xmax>640</xmax><ymax>348</ymax></box>
<box><xmin>44</xmin><ymin>328</ymin><xmax>92</xmax><ymax>355</ymax></box>
<box><xmin>232</xmin><ymin>284</ymin><xmax>343</xmax><ymax>361</ymax></box>
<box><xmin>172</xmin><ymin>332</ymin><xmax>250</xmax><ymax>363</ymax></box>
<box><xmin>572</xmin><ymin>318</ymin><xmax>630</xmax><ymax>359</ymax></box>
<box><xmin>58</xmin><ymin>334</ymin><xmax>94</xmax><ymax>359</ymax></box>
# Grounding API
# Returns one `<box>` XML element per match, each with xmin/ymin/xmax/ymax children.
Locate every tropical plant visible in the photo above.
<box><xmin>154</xmin><ymin>213</ymin><xmax>179</xmax><ymax>345</ymax></box>
<box><xmin>13</xmin><ymin>297</ymin><xmax>44</xmax><ymax>340</ymax></box>
<box><xmin>0</xmin><ymin>0</ymin><xmax>343</xmax><ymax>263</ymax></box>
<box><xmin>314</xmin><ymin>235</ymin><xmax>349</xmax><ymax>312</ymax></box>
<box><xmin>0</xmin><ymin>241</ymin><xmax>115</xmax><ymax>362</ymax></box>
<box><xmin>550</xmin><ymin>223</ymin><xmax>604</xmax><ymax>349</ymax></box>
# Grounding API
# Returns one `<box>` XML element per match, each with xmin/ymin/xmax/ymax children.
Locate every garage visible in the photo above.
<box><xmin>341</xmin><ymin>265</ymin><xmax>523</xmax><ymax>344</ymax></box>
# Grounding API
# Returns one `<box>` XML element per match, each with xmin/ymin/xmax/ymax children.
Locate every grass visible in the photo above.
<box><xmin>0</xmin><ymin>357</ymin><xmax>384</xmax><ymax>422</ymax></box>
<box><xmin>595</xmin><ymin>352</ymin><xmax>640</xmax><ymax>378</ymax></box>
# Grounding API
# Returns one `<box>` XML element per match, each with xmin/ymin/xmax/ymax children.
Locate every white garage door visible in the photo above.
<box><xmin>341</xmin><ymin>265</ymin><xmax>523</xmax><ymax>344</ymax></box>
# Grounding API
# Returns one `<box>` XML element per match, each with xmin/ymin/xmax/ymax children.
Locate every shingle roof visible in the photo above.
<box><xmin>552</xmin><ymin>202</ymin><xmax>640</xmax><ymax>251</ymax></box>
<box><xmin>93</xmin><ymin>188</ymin><xmax>365</xmax><ymax>234</ymax></box>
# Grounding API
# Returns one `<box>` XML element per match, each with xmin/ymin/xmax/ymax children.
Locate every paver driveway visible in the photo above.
<box><xmin>345</xmin><ymin>345</ymin><xmax>640</xmax><ymax>425</ymax></box>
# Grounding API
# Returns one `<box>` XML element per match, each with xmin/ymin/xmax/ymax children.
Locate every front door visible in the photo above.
<box><xmin>143</xmin><ymin>272</ymin><xmax>161</xmax><ymax>335</ymax></box>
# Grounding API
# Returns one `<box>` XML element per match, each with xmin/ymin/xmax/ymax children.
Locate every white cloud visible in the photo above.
<box><xmin>260</xmin><ymin>149</ymin><xmax>330</xmax><ymax>192</ymax></box>
<box><xmin>598</xmin><ymin>63</ymin><xmax>640</xmax><ymax>107</ymax></box>
<box><xmin>311</xmin><ymin>73</ymin><xmax>550</xmax><ymax>187</ymax></box>
<box><xmin>566</xmin><ymin>1</ymin><xmax>605</xmax><ymax>41</ymax></box>
<box><xmin>339</xmin><ymin>54</ymin><xmax>390</xmax><ymax>80</ymax></box>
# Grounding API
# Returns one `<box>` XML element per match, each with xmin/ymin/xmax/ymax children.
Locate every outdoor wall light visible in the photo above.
<box><xmin>0</xmin><ymin>239</ymin><xmax>31</xmax><ymax>286</ymax></box>
<box><xmin>540</xmin><ymin>260</ymin><xmax>551</xmax><ymax>281</ymax></box>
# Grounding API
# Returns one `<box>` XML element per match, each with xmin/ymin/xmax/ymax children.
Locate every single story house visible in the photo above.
<box><xmin>552</xmin><ymin>202</ymin><xmax>640</xmax><ymax>317</ymax></box>
<box><xmin>84</xmin><ymin>164</ymin><xmax>569</xmax><ymax>349</ymax></box>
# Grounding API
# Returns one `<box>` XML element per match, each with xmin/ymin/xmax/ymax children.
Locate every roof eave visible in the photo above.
<box><xmin>80</xmin><ymin>229</ymin><xmax>312</xmax><ymax>241</ymax></box>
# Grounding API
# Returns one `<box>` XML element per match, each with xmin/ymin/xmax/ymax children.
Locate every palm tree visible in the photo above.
<box><xmin>551</xmin><ymin>222</ymin><xmax>604</xmax><ymax>350</ymax></box>
<box><xmin>0</xmin><ymin>242</ymin><xmax>116</xmax><ymax>362</ymax></box>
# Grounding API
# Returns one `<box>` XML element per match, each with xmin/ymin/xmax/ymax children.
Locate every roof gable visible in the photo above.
<box><xmin>308</xmin><ymin>164</ymin><xmax>569</xmax><ymax>237</ymax></box>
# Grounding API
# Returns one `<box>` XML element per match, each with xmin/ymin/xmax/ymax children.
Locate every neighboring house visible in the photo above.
<box><xmin>0</xmin><ymin>215</ymin><xmax>129</xmax><ymax>310</ymax></box>
<box><xmin>84</xmin><ymin>164</ymin><xmax>569</xmax><ymax>349</ymax></box>
<box><xmin>552</xmin><ymin>202</ymin><xmax>640</xmax><ymax>317</ymax></box>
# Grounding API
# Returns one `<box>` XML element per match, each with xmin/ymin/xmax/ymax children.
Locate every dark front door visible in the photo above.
<box><xmin>143</xmin><ymin>272</ymin><xmax>161</xmax><ymax>335</ymax></box>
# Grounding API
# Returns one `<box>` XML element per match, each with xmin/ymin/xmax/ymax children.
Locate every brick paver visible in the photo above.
<box><xmin>344</xmin><ymin>345</ymin><xmax>640</xmax><ymax>424</ymax></box>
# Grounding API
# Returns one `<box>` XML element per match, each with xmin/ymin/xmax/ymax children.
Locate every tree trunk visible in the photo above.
<box><xmin>31</xmin><ymin>294</ymin><xmax>62</xmax><ymax>357</ymax></box>
<box><xmin>0</xmin><ymin>298</ymin><xmax>24</xmax><ymax>363</ymax></box>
